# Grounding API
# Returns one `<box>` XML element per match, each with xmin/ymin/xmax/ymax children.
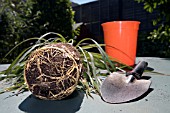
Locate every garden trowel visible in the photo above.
<box><xmin>100</xmin><ymin>61</ymin><xmax>151</xmax><ymax>103</ymax></box>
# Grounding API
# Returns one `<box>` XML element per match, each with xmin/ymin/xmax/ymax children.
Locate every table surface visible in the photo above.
<box><xmin>0</xmin><ymin>57</ymin><xmax>170</xmax><ymax>113</ymax></box>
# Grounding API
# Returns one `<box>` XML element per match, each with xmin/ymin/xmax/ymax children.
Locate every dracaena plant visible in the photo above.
<box><xmin>0</xmin><ymin>32</ymin><xmax>127</xmax><ymax>97</ymax></box>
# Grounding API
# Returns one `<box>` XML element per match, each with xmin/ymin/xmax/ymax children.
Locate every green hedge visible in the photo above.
<box><xmin>0</xmin><ymin>0</ymin><xmax>75</xmax><ymax>63</ymax></box>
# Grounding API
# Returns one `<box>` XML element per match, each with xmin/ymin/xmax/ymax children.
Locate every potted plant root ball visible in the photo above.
<box><xmin>24</xmin><ymin>43</ymin><xmax>83</xmax><ymax>100</ymax></box>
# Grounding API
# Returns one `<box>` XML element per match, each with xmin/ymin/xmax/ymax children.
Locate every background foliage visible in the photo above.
<box><xmin>0</xmin><ymin>0</ymin><xmax>75</xmax><ymax>63</ymax></box>
<box><xmin>135</xmin><ymin>0</ymin><xmax>170</xmax><ymax>57</ymax></box>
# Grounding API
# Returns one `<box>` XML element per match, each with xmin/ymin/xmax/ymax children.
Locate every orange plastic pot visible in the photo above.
<box><xmin>101</xmin><ymin>21</ymin><xmax>140</xmax><ymax>66</ymax></box>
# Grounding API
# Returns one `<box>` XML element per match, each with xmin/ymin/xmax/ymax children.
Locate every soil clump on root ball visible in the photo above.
<box><xmin>24</xmin><ymin>43</ymin><xmax>82</xmax><ymax>100</ymax></box>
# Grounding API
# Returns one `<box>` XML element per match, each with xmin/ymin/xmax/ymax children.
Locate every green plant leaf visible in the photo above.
<box><xmin>88</xmin><ymin>52</ymin><xmax>101</xmax><ymax>94</ymax></box>
<box><xmin>4</xmin><ymin>48</ymin><xmax>29</xmax><ymax>75</ymax></box>
<box><xmin>81</xmin><ymin>44</ymin><xmax>105</xmax><ymax>50</ymax></box>
<box><xmin>76</xmin><ymin>38</ymin><xmax>115</xmax><ymax>72</ymax></box>
<box><xmin>1</xmin><ymin>37</ymin><xmax>45</xmax><ymax>63</ymax></box>
<box><xmin>37</xmin><ymin>32</ymin><xmax>67</xmax><ymax>43</ymax></box>
<box><xmin>0</xmin><ymin>32</ymin><xmax>125</xmax><ymax>98</ymax></box>
<box><xmin>78</xmin><ymin>47</ymin><xmax>92</xmax><ymax>80</ymax></box>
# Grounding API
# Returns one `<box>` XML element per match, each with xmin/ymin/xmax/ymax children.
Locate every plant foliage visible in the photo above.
<box><xmin>135</xmin><ymin>0</ymin><xmax>170</xmax><ymax>57</ymax></box>
<box><xmin>0</xmin><ymin>32</ymin><xmax>128</xmax><ymax>97</ymax></box>
<box><xmin>0</xmin><ymin>0</ymin><xmax>75</xmax><ymax>63</ymax></box>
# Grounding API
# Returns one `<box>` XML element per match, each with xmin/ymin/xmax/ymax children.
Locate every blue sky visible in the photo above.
<box><xmin>71</xmin><ymin>0</ymin><xmax>97</xmax><ymax>4</ymax></box>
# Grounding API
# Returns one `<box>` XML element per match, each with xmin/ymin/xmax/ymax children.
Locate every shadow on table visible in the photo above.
<box><xmin>127</xmin><ymin>88</ymin><xmax>154</xmax><ymax>103</ymax></box>
<box><xmin>18</xmin><ymin>90</ymin><xmax>84</xmax><ymax>113</ymax></box>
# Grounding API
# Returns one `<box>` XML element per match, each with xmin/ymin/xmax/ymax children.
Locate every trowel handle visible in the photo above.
<box><xmin>127</xmin><ymin>61</ymin><xmax>148</xmax><ymax>79</ymax></box>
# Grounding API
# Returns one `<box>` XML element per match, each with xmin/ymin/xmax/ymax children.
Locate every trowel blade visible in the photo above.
<box><xmin>100</xmin><ymin>73</ymin><xmax>151</xmax><ymax>104</ymax></box>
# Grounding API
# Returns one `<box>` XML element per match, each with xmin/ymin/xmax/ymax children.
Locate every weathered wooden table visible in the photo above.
<box><xmin>0</xmin><ymin>57</ymin><xmax>170</xmax><ymax>113</ymax></box>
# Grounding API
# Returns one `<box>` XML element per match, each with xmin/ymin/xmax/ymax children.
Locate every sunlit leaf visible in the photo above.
<box><xmin>0</xmin><ymin>32</ymin><xmax>126</xmax><ymax>98</ymax></box>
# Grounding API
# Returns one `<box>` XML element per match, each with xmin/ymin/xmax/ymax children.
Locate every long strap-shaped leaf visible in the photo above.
<box><xmin>37</xmin><ymin>32</ymin><xmax>67</xmax><ymax>43</ymax></box>
<box><xmin>1</xmin><ymin>37</ymin><xmax>45</xmax><ymax>63</ymax></box>
<box><xmin>16</xmin><ymin>43</ymin><xmax>46</xmax><ymax>65</ymax></box>
<box><xmin>4</xmin><ymin>47</ymin><xmax>30</xmax><ymax>75</ymax></box>
<box><xmin>88</xmin><ymin>52</ymin><xmax>101</xmax><ymax>94</ymax></box>
<box><xmin>76</xmin><ymin>38</ymin><xmax>115</xmax><ymax>72</ymax></box>
<box><xmin>78</xmin><ymin>46</ymin><xmax>94</xmax><ymax>86</ymax></box>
